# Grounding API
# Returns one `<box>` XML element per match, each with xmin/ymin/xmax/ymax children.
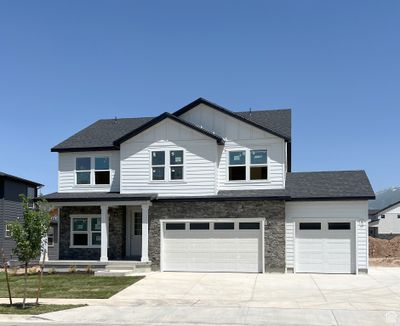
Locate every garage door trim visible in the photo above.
<box><xmin>160</xmin><ymin>218</ymin><xmax>265</xmax><ymax>273</ymax></box>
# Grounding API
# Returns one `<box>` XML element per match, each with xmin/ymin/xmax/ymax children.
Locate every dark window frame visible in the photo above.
<box><xmin>299</xmin><ymin>222</ymin><xmax>321</xmax><ymax>230</ymax></box>
<box><xmin>214</xmin><ymin>222</ymin><xmax>235</xmax><ymax>230</ymax></box>
<box><xmin>190</xmin><ymin>222</ymin><xmax>210</xmax><ymax>230</ymax></box>
<box><xmin>165</xmin><ymin>223</ymin><xmax>186</xmax><ymax>230</ymax></box>
<box><xmin>239</xmin><ymin>222</ymin><xmax>260</xmax><ymax>230</ymax></box>
<box><xmin>328</xmin><ymin>222</ymin><xmax>351</xmax><ymax>230</ymax></box>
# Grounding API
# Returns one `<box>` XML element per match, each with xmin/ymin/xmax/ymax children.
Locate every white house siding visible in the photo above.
<box><xmin>120</xmin><ymin>118</ymin><xmax>218</xmax><ymax>197</ymax></box>
<box><xmin>285</xmin><ymin>201</ymin><xmax>369</xmax><ymax>272</ymax></box>
<box><xmin>58</xmin><ymin>151</ymin><xmax>120</xmax><ymax>193</ymax></box>
<box><xmin>376</xmin><ymin>204</ymin><xmax>400</xmax><ymax>234</ymax></box>
<box><xmin>180</xmin><ymin>103</ymin><xmax>286</xmax><ymax>191</ymax></box>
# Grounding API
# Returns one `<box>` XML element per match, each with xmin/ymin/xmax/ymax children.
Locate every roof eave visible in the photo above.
<box><xmin>51</xmin><ymin>146</ymin><xmax>120</xmax><ymax>153</ymax></box>
<box><xmin>289</xmin><ymin>196</ymin><xmax>376</xmax><ymax>201</ymax></box>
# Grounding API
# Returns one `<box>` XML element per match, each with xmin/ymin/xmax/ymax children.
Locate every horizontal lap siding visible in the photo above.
<box><xmin>1</xmin><ymin>199</ymin><xmax>24</xmax><ymax>258</ymax></box>
<box><xmin>285</xmin><ymin>221</ymin><xmax>295</xmax><ymax>268</ymax></box>
<box><xmin>357</xmin><ymin>221</ymin><xmax>368</xmax><ymax>270</ymax></box>
<box><xmin>120</xmin><ymin>119</ymin><xmax>217</xmax><ymax>196</ymax></box>
<box><xmin>58</xmin><ymin>151</ymin><xmax>120</xmax><ymax>192</ymax></box>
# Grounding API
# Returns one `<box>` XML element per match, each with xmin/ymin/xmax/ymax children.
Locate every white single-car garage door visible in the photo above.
<box><xmin>295</xmin><ymin>221</ymin><xmax>355</xmax><ymax>273</ymax></box>
<box><xmin>161</xmin><ymin>219</ymin><xmax>263</xmax><ymax>273</ymax></box>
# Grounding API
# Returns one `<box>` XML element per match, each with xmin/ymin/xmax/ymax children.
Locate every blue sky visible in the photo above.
<box><xmin>0</xmin><ymin>1</ymin><xmax>399</xmax><ymax>194</ymax></box>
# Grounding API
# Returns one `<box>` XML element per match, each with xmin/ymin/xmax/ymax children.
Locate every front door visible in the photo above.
<box><xmin>128</xmin><ymin>209</ymin><xmax>142</xmax><ymax>258</ymax></box>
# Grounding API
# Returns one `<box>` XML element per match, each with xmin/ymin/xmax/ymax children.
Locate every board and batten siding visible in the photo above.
<box><xmin>120</xmin><ymin>118</ymin><xmax>218</xmax><ymax>196</ymax></box>
<box><xmin>58</xmin><ymin>151</ymin><xmax>120</xmax><ymax>192</ymax></box>
<box><xmin>285</xmin><ymin>200</ymin><xmax>369</xmax><ymax>272</ymax></box>
<box><xmin>1</xmin><ymin>199</ymin><xmax>24</xmax><ymax>258</ymax></box>
<box><xmin>179</xmin><ymin>103</ymin><xmax>286</xmax><ymax>191</ymax></box>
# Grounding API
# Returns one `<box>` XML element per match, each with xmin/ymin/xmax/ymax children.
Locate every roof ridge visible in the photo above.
<box><xmin>288</xmin><ymin>170</ymin><xmax>366</xmax><ymax>174</ymax></box>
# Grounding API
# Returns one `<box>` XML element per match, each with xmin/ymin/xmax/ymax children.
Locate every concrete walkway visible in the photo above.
<box><xmin>0</xmin><ymin>267</ymin><xmax>399</xmax><ymax>325</ymax></box>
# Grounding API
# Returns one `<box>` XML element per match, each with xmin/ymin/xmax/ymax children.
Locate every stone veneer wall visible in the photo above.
<box><xmin>148</xmin><ymin>200</ymin><xmax>286</xmax><ymax>272</ymax></box>
<box><xmin>59</xmin><ymin>206</ymin><xmax>126</xmax><ymax>260</ymax></box>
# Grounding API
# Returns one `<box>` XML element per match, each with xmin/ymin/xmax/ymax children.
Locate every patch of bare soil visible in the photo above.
<box><xmin>369</xmin><ymin>236</ymin><xmax>400</xmax><ymax>266</ymax></box>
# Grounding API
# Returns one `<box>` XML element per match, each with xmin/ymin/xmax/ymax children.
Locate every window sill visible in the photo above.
<box><xmin>148</xmin><ymin>181</ymin><xmax>187</xmax><ymax>184</ymax></box>
<box><xmin>225</xmin><ymin>180</ymin><xmax>271</xmax><ymax>184</ymax></box>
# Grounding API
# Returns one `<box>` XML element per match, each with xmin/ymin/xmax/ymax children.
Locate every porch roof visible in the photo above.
<box><xmin>41</xmin><ymin>191</ymin><xmax>157</xmax><ymax>203</ymax></box>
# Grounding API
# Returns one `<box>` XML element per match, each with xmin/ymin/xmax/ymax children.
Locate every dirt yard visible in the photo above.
<box><xmin>369</xmin><ymin>236</ymin><xmax>400</xmax><ymax>266</ymax></box>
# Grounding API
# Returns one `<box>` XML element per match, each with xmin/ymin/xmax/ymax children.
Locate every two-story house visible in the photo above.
<box><xmin>0</xmin><ymin>172</ymin><xmax>43</xmax><ymax>260</ymax></box>
<box><xmin>43</xmin><ymin>98</ymin><xmax>375</xmax><ymax>274</ymax></box>
<box><xmin>369</xmin><ymin>201</ymin><xmax>400</xmax><ymax>238</ymax></box>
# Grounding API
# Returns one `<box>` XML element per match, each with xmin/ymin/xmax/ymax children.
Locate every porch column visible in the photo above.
<box><xmin>100</xmin><ymin>205</ymin><xmax>109</xmax><ymax>262</ymax></box>
<box><xmin>141</xmin><ymin>204</ymin><xmax>149</xmax><ymax>262</ymax></box>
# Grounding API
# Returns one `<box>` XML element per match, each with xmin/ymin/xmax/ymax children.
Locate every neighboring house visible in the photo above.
<box><xmin>369</xmin><ymin>201</ymin><xmax>400</xmax><ymax>238</ymax></box>
<box><xmin>43</xmin><ymin>98</ymin><xmax>375</xmax><ymax>274</ymax></box>
<box><xmin>0</xmin><ymin>172</ymin><xmax>43</xmax><ymax>260</ymax></box>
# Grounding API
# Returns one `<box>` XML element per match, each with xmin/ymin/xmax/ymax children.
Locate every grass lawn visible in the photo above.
<box><xmin>0</xmin><ymin>303</ymin><xmax>86</xmax><ymax>315</ymax></box>
<box><xmin>0</xmin><ymin>273</ymin><xmax>143</xmax><ymax>299</ymax></box>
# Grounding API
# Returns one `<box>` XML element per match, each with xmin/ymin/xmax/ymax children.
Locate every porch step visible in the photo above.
<box><xmin>95</xmin><ymin>270</ymin><xmax>133</xmax><ymax>277</ymax></box>
<box><xmin>104</xmin><ymin>261</ymin><xmax>152</xmax><ymax>273</ymax></box>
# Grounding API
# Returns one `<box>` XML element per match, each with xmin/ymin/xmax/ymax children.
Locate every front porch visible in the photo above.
<box><xmin>47</xmin><ymin>196</ymin><xmax>154</xmax><ymax>265</ymax></box>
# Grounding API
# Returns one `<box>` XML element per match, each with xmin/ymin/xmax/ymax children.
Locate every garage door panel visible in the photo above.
<box><xmin>163</xmin><ymin>220</ymin><xmax>262</xmax><ymax>273</ymax></box>
<box><xmin>295</xmin><ymin>221</ymin><xmax>354</xmax><ymax>274</ymax></box>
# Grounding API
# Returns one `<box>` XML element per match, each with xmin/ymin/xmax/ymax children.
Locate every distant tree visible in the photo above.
<box><xmin>9</xmin><ymin>195</ymin><xmax>51</xmax><ymax>308</ymax></box>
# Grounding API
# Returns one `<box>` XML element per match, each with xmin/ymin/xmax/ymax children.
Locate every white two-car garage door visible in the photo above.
<box><xmin>295</xmin><ymin>221</ymin><xmax>355</xmax><ymax>273</ymax></box>
<box><xmin>161</xmin><ymin>219</ymin><xmax>263</xmax><ymax>273</ymax></box>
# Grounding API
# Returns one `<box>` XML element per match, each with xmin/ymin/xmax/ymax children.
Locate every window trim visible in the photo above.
<box><xmin>150</xmin><ymin>149</ymin><xmax>185</xmax><ymax>182</ymax></box>
<box><xmin>70</xmin><ymin>215</ymin><xmax>101</xmax><ymax>248</ymax></box>
<box><xmin>299</xmin><ymin>222</ymin><xmax>322</xmax><ymax>230</ymax></box>
<box><xmin>48</xmin><ymin>225</ymin><xmax>55</xmax><ymax>247</ymax></box>
<box><xmin>226</xmin><ymin>148</ymin><xmax>269</xmax><ymax>183</ymax></box>
<box><xmin>328</xmin><ymin>222</ymin><xmax>351</xmax><ymax>230</ymax></box>
<box><xmin>75</xmin><ymin>156</ymin><xmax>111</xmax><ymax>186</ymax></box>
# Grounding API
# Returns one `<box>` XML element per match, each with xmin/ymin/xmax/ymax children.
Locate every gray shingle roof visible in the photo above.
<box><xmin>0</xmin><ymin>171</ymin><xmax>43</xmax><ymax>187</ymax></box>
<box><xmin>51</xmin><ymin>117</ymin><xmax>153</xmax><ymax>152</ymax></box>
<box><xmin>236</xmin><ymin>109</ymin><xmax>291</xmax><ymax>141</ymax></box>
<box><xmin>51</xmin><ymin>98</ymin><xmax>291</xmax><ymax>152</ymax></box>
<box><xmin>43</xmin><ymin>171</ymin><xmax>374</xmax><ymax>202</ymax></box>
<box><xmin>286</xmin><ymin>170</ymin><xmax>375</xmax><ymax>200</ymax></box>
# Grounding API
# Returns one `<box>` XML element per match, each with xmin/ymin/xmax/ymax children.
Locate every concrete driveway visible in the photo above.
<box><xmin>20</xmin><ymin>267</ymin><xmax>400</xmax><ymax>326</ymax></box>
<box><xmin>111</xmin><ymin>267</ymin><xmax>400</xmax><ymax>311</ymax></box>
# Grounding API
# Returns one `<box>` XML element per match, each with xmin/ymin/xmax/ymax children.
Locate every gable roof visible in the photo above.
<box><xmin>51</xmin><ymin>98</ymin><xmax>291</xmax><ymax>152</ymax></box>
<box><xmin>286</xmin><ymin>170</ymin><xmax>375</xmax><ymax>200</ymax></box>
<box><xmin>370</xmin><ymin>200</ymin><xmax>400</xmax><ymax>216</ymax></box>
<box><xmin>173</xmin><ymin>98</ymin><xmax>291</xmax><ymax>141</ymax></box>
<box><xmin>51</xmin><ymin>117</ymin><xmax>153</xmax><ymax>152</ymax></box>
<box><xmin>113</xmin><ymin>112</ymin><xmax>224</xmax><ymax>145</ymax></box>
<box><xmin>0</xmin><ymin>172</ymin><xmax>43</xmax><ymax>187</ymax></box>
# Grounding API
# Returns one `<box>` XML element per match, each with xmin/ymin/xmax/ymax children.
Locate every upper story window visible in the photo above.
<box><xmin>228</xmin><ymin>149</ymin><xmax>268</xmax><ymax>181</ymax></box>
<box><xmin>250</xmin><ymin>150</ymin><xmax>268</xmax><ymax>180</ymax></box>
<box><xmin>76</xmin><ymin>157</ymin><xmax>110</xmax><ymax>185</ymax></box>
<box><xmin>151</xmin><ymin>150</ymin><xmax>184</xmax><ymax>181</ymax></box>
<box><xmin>152</xmin><ymin>151</ymin><xmax>165</xmax><ymax>181</ymax></box>
<box><xmin>170</xmin><ymin>150</ymin><xmax>184</xmax><ymax>180</ymax></box>
<box><xmin>95</xmin><ymin>157</ymin><xmax>110</xmax><ymax>184</ymax></box>
<box><xmin>5</xmin><ymin>223</ymin><xmax>11</xmax><ymax>238</ymax></box>
<box><xmin>76</xmin><ymin>157</ymin><xmax>91</xmax><ymax>184</ymax></box>
<box><xmin>229</xmin><ymin>151</ymin><xmax>246</xmax><ymax>180</ymax></box>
